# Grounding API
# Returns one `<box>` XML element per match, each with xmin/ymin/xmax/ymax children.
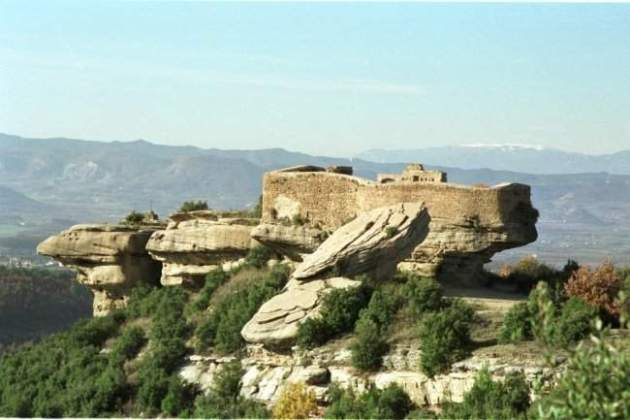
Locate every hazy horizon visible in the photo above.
<box><xmin>2</xmin><ymin>2</ymin><xmax>629</xmax><ymax>156</ymax></box>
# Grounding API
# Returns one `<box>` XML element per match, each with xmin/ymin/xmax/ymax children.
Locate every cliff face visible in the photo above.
<box><xmin>258</xmin><ymin>166</ymin><xmax>538</xmax><ymax>283</ymax></box>
<box><xmin>36</xmin><ymin>224</ymin><xmax>161</xmax><ymax>316</ymax></box>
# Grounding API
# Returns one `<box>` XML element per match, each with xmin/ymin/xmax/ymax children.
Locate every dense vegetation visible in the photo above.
<box><xmin>1</xmin><ymin>256</ymin><xmax>628</xmax><ymax>418</ymax></box>
<box><xmin>0</xmin><ymin>266</ymin><xmax>91</xmax><ymax>350</ymax></box>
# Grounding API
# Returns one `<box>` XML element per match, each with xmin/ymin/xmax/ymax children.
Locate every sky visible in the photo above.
<box><xmin>1</xmin><ymin>1</ymin><xmax>630</xmax><ymax>157</ymax></box>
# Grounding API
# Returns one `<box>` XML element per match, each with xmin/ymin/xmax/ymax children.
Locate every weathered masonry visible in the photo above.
<box><xmin>258</xmin><ymin>164</ymin><xmax>538</xmax><ymax>283</ymax></box>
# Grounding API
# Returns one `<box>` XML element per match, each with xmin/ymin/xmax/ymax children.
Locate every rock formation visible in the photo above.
<box><xmin>146</xmin><ymin>211</ymin><xmax>259</xmax><ymax>286</ymax></box>
<box><xmin>241</xmin><ymin>203</ymin><xmax>430</xmax><ymax>348</ymax></box>
<box><xmin>37</xmin><ymin>224</ymin><xmax>161</xmax><ymax>316</ymax></box>
<box><xmin>258</xmin><ymin>164</ymin><xmax>538</xmax><ymax>283</ymax></box>
<box><xmin>251</xmin><ymin>223</ymin><xmax>326</xmax><ymax>261</ymax></box>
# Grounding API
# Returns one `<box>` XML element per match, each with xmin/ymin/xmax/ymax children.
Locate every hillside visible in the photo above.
<box><xmin>0</xmin><ymin>257</ymin><xmax>627</xmax><ymax>418</ymax></box>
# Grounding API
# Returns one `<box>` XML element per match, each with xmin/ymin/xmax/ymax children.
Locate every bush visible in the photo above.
<box><xmin>244</xmin><ymin>245</ymin><xmax>275</xmax><ymax>269</ymax></box>
<box><xmin>195</xmin><ymin>265</ymin><xmax>288</xmax><ymax>353</ymax></box>
<box><xmin>179</xmin><ymin>200</ymin><xmax>208</xmax><ymax>212</ymax></box>
<box><xmin>418</xmin><ymin>299</ymin><xmax>475</xmax><ymax>377</ymax></box>
<box><xmin>553</xmin><ymin>297</ymin><xmax>598</xmax><ymax>348</ymax></box>
<box><xmin>272</xmin><ymin>382</ymin><xmax>318</xmax><ymax>419</ymax></box>
<box><xmin>498</xmin><ymin>302</ymin><xmax>533</xmax><ymax>344</ymax></box>
<box><xmin>351</xmin><ymin>318</ymin><xmax>389</xmax><ymax>371</ymax></box>
<box><xmin>401</xmin><ymin>274</ymin><xmax>443</xmax><ymax>316</ymax></box>
<box><xmin>325</xmin><ymin>383</ymin><xmax>413</xmax><ymax>419</ymax></box>
<box><xmin>297</xmin><ymin>285</ymin><xmax>372</xmax><ymax>349</ymax></box>
<box><xmin>350</xmin><ymin>291</ymin><xmax>399</xmax><ymax>371</ymax></box>
<box><xmin>502</xmin><ymin>256</ymin><xmax>563</xmax><ymax>294</ymax></box>
<box><xmin>193</xmin><ymin>361</ymin><xmax>269</xmax><ymax>419</ymax></box>
<box><xmin>527</xmin><ymin>282</ymin><xmax>598</xmax><ymax>348</ymax></box>
<box><xmin>442</xmin><ymin>368</ymin><xmax>530</xmax><ymax>419</ymax></box>
<box><xmin>123</xmin><ymin>210</ymin><xmax>145</xmax><ymax>225</ymax></box>
<box><xmin>190</xmin><ymin>268</ymin><xmax>229</xmax><ymax>313</ymax></box>
<box><xmin>532</xmin><ymin>324</ymin><xmax>630</xmax><ymax>419</ymax></box>
<box><xmin>565</xmin><ymin>261</ymin><xmax>622</xmax><ymax>319</ymax></box>
<box><xmin>110</xmin><ymin>326</ymin><xmax>145</xmax><ymax>362</ymax></box>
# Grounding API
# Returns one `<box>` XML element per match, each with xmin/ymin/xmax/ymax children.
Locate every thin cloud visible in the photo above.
<box><xmin>215</xmin><ymin>77</ymin><xmax>425</xmax><ymax>95</ymax></box>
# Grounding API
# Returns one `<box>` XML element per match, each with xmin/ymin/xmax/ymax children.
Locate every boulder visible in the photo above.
<box><xmin>37</xmin><ymin>224</ymin><xmax>161</xmax><ymax>316</ymax></box>
<box><xmin>242</xmin><ymin>203</ymin><xmax>430</xmax><ymax>347</ymax></box>
<box><xmin>146</xmin><ymin>216</ymin><xmax>259</xmax><ymax>286</ymax></box>
<box><xmin>250</xmin><ymin>223</ymin><xmax>327</xmax><ymax>261</ymax></box>
<box><xmin>293</xmin><ymin>202</ymin><xmax>430</xmax><ymax>280</ymax></box>
<box><xmin>241</xmin><ymin>277</ymin><xmax>361</xmax><ymax>348</ymax></box>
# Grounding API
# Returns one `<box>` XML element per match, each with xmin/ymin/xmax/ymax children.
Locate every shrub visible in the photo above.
<box><xmin>272</xmin><ymin>382</ymin><xmax>318</xmax><ymax>419</ymax></box>
<box><xmin>553</xmin><ymin>297</ymin><xmax>598</xmax><ymax>348</ymax></box>
<box><xmin>351</xmin><ymin>317</ymin><xmax>389</xmax><ymax>371</ymax></box>
<box><xmin>527</xmin><ymin>282</ymin><xmax>598</xmax><ymax>348</ymax></box>
<box><xmin>190</xmin><ymin>268</ymin><xmax>229</xmax><ymax>313</ymax></box>
<box><xmin>195</xmin><ymin>265</ymin><xmax>288</xmax><ymax>353</ymax></box>
<box><xmin>179</xmin><ymin>200</ymin><xmax>208</xmax><ymax>212</ymax></box>
<box><xmin>324</xmin><ymin>383</ymin><xmax>413</xmax><ymax>420</ymax></box>
<box><xmin>503</xmin><ymin>256</ymin><xmax>562</xmax><ymax>293</ymax></box>
<box><xmin>384</xmin><ymin>226</ymin><xmax>398</xmax><ymax>238</ymax></box>
<box><xmin>442</xmin><ymin>368</ymin><xmax>530</xmax><ymax>419</ymax></box>
<box><xmin>498</xmin><ymin>302</ymin><xmax>533</xmax><ymax>344</ymax></box>
<box><xmin>565</xmin><ymin>261</ymin><xmax>621</xmax><ymax>319</ymax></box>
<box><xmin>244</xmin><ymin>245</ymin><xmax>275</xmax><ymax>269</ymax></box>
<box><xmin>532</xmin><ymin>323</ymin><xmax>630</xmax><ymax>419</ymax></box>
<box><xmin>110</xmin><ymin>326</ymin><xmax>145</xmax><ymax>362</ymax></box>
<box><xmin>297</xmin><ymin>285</ymin><xmax>372</xmax><ymax>349</ymax></box>
<box><xmin>350</xmin><ymin>291</ymin><xmax>399</xmax><ymax>371</ymax></box>
<box><xmin>123</xmin><ymin>210</ymin><xmax>145</xmax><ymax>225</ymax></box>
<box><xmin>401</xmin><ymin>274</ymin><xmax>443</xmax><ymax>316</ymax></box>
<box><xmin>418</xmin><ymin>299</ymin><xmax>475</xmax><ymax>377</ymax></box>
<box><xmin>193</xmin><ymin>361</ymin><xmax>269</xmax><ymax>419</ymax></box>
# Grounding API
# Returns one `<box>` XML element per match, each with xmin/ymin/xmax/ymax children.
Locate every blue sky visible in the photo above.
<box><xmin>1</xmin><ymin>2</ymin><xmax>629</xmax><ymax>156</ymax></box>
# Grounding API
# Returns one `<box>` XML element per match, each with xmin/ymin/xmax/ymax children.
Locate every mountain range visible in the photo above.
<box><xmin>357</xmin><ymin>145</ymin><xmax>630</xmax><ymax>175</ymax></box>
<box><xmin>1</xmin><ymin>132</ymin><xmax>630</xmax><ymax>265</ymax></box>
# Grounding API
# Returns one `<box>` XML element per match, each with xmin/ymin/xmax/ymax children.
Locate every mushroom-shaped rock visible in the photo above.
<box><xmin>293</xmin><ymin>202</ymin><xmax>430</xmax><ymax>281</ymax></box>
<box><xmin>146</xmin><ymin>216</ymin><xmax>259</xmax><ymax>286</ymax></box>
<box><xmin>250</xmin><ymin>223</ymin><xmax>327</xmax><ymax>261</ymax></box>
<box><xmin>37</xmin><ymin>224</ymin><xmax>161</xmax><ymax>316</ymax></box>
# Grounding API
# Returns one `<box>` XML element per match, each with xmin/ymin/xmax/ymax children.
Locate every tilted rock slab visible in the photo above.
<box><xmin>241</xmin><ymin>277</ymin><xmax>361</xmax><ymax>348</ymax></box>
<box><xmin>146</xmin><ymin>214</ymin><xmax>259</xmax><ymax>286</ymax></box>
<box><xmin>37</xmin><ymin>224</ymin><xmax>161</xmax><ymax>316</ymax></box>
<box><xmin>242</xmin><ymin>203</ymin><xmax>430</xmax><ymax>348</ymax></box>
<box><xmin>293</xmin><ymin>202</ymin><xmax>430</xmax><ymax>280</ymax></box>
<box><xmin>250</xmin><ymin>223</ymin><xmax>327</xmax><ymax>261</ymax></box>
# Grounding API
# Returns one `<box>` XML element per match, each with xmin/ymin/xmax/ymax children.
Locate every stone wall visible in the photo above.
<box><xmin>260</xmin><ymin>166</ymin><xmax>538</xmax><ymax>282</ymax></box>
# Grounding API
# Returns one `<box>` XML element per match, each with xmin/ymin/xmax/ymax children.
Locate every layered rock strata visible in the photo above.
<box><xmin>37</xmin><ymin>224</ymin><xmax>161</xmax><ymax>316</ymax></box>
<box><xmin>146</xmin><ymin>211</ymin><xmax>259</xmax><ymax>286</ymax></box>
<box><xmin>242</xmin><ymin>203</ymin><xmax>430</xmax><ymax>347</ymax></box>
<box><xmin>259</xmin><ymin>165</ymin><xmax>538</xmax><ymax>283</ymax></box>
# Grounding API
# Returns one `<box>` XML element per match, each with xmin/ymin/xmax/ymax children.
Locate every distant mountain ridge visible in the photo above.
<box><xmin>2</xmin><ymin>132</ymin><xmax>630</xmax><ymax>264</ymax></box>
<box><xmin>356</xmin><ymin>145</ymin><xmax>630</xmax><ymax>175</ymax></box>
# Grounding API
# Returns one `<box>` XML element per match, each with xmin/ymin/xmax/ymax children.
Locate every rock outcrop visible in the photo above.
<box><xmin>146</xmin><ymin>211</ymin><xmax>259</xmax><ymax>286</ymax></box>
<box><xmin>37</xmin><ymin>224</ymin><xmax>161</xmax><ymax>316</ymax></box>
<box><xmin>242</xmin><ymin>203</ymin><xmax>430</xmax><ymax>347</ymax></box>
<box><xmin>259</xmin><ymin>164</ymin><xmax>538</xmax><ymax>283</ymax></box>
<box><xmin>250</xmin><ymin>223</ymin><xmax>326</xmax><ymax>261</ymax></box>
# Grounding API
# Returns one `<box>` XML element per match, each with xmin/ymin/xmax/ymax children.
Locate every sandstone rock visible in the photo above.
<box><xmin>260</xmin><ymin>165</ymin><xmax>538</xmax><ymax>284</ymax></box>
<box><xmin>37</xmin><ymin>224</ymin><xmax>161</xmax><ymax>316</ymax></box>
<box><xmin>251</xmin><ymin>223</ymin><xmax>327</xmax><ymax>261</ymax></box>
<box><xmin>146</xmin><ymin>216</ymin><xmax>258</xmax><ymax>286</ymax></box>
<box><xmin>293</xmin><ymin>202</ymin><xmax>430</xmax><ymax>280</ymax></box>
<box><xmin>241</xmin><ymin>277</ymin><xmax>361</xmax><ymax>348</ymax></box>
